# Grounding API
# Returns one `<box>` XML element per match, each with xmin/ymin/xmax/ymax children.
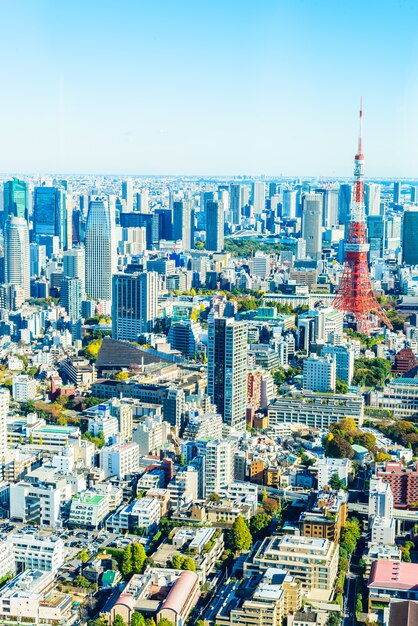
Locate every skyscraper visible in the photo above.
<box><xmin>0</xmin><ymin>388</ymin><xmax>9</xmax><ymax>460</ymax></box>
<box><xmin>367</xmin><ymin>215</ymin><xmax>385</xmax><ymax>260</ymax></box>
<box><xmin>365</xmin><ymin>183</ymin><xmax>381</xmax><ymax>216</ymax></box>
<box><xmin>136</xmin><ymin>189</ymin><xmax>149</xmax><ymax>213</ymax></box>
<box><xmin>301</xmin><ymin>193</ymin><xmax>323</xmax><ymax>260</ymax></box>
<box><xmin>3</xmin><ymin>178</ymin><xmax>28</xmax><ymax>224</ymax></box>
<box><xmin>85</xmin><ymin>195</ymin><xmax>117</xmax><ymax>303</ymax></box>
<box><xmin>63</xmin><ymin>247</ymin><xmax>85</xmax><ymax>295</ymax></box>
<box><xmin>402</xmin><ymin>208</ymin><xmax>418</xmax><ymax>265</ymax></box>
<box><xmin>207</xmin><ymin>315</ymin><xmax>248</xmax><ymax>431</ymax></box>
<box><xmin>112</xmin><ymin>271</ymin><xmax>158</xmax><ymax>341</ymax></box>
<box><xmin>338</xmin><ymin>184</ymin><xmax>352</xmax><ymax>225</ymax></box>
<box><xmin>60</xmin><ymin>276</ymin><xmax>83</xmax><ymax>320</ymax></box>
<box><xmin>251</xmin><ymin>181</ymin><xmax>265</xmax><ymax>214</ymax></box>
<box><xmin>322</xmin><ymin>189</ymin><xmax>339</xmax><ymax>228</ymax></box>
<box><xmin>393</xmin><ymin>181</ymin><xmax>402</xmax><ymax>205</ymax></box>
<box><xmin>282</xmin><ymin>189</ymin><xmax>297</xmax><ymax>219</ymax></box>
<box><xmin>206</xmin><ymin>200</ymin><xmax>224</xmax><ymax>252</ymax></box>
<box><xmin>4</xmin><ymin>217</ymin><xmax>30</xmax><ymax>298</ymax></box>
<box><xmin>122</xmin><ymin>179</ymin><xmax>134</xmax><ymax>211</ymax></box>
<box><xmin>173</xmin><ymin>199</ymin><xmax>193</xmax><ymax>250</ymax></box>
<box><xmin>229</xmin><ymin>184</ymin><xmax>244</xmax><ymax>225</ymax></box>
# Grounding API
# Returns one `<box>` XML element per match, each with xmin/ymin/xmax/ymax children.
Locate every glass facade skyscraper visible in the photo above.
<box><xmin>112</xmin><ymin>271</ymin><xmax>158</xmax><ymax>341</ymax></box>
<box><xmin>3</xmin><ymin>178</ymin><xmax>28</xmax><ymax>224</ymax></box>
<box><xmin>85</xmin><ymin>195</ymin><xmax>117</xmax><ymax>304</ymax></box>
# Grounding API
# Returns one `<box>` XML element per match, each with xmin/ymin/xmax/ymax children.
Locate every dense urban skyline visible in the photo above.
<box><xmin>1</xmin><ymin>0</ymin><xmax>418</xmax><ymax>176</ymax></box>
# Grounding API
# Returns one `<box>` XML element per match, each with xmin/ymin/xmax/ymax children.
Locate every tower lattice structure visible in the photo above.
<box><xmin>333</xmin><ymin>105</ymin><xmax>393</xmax><ymax>335</ymax></box>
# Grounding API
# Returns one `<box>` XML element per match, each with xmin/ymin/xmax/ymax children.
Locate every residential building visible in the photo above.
<box><xmin>207</xmin><ymin>315</ymin><xmax>248</xmax><ymax>431</ymax></box>
<box><xmin>321</xmin><ymin>344</ymin><xmax>355</xmax><ymax>385</ymax></box>
<box><xmin>106</xmin><ymin>497</ymin><xmax>161</xmax><ymax>534</ymax></box>
<box><xmin>60</xmin><ymin>276</ymin><xmax>83</xmax><ymax>320</ymax></box>
<box><xmin>133</xmin><ymin>415</ymin><xmax>170</xmax><ymax>455</ymax></box>
<box><xmin>317</xmin><ymin>458</ymin><xmax>350</xmax><ymax>490</ymax></box>
<box><xmin>368</xmin><ymin>477</ymin><xmax>394</xmax><ymax>519</ymax></box>
<box><xmin>246</xmin><ymin>535</ymin><xmax>339</xmax><ymax>601</ymax></box>
<box><xmin>63</xmin><ymin>247</ymin><xmax>85</xmax><ymax>294</ymax></box>
<box><xmin>376</xmin><ymin>461</ymin><xmax>418</xmax><ymax>510</ymax></box>
<box><xmin>99</xmin><ymin>442</ymin><xmax>140</xmax><ymax>479</ymax></box>
<box><xmin>10</xmin><ymin>481</ymin><xmax>62</xmax><ymax>527</ymax></box>
<box><xmin>302</xmin><ymin>355</ymin><xmax>336</xmax><ymax>393</ymax></box>
<box><xmin>370</xmin><ymin>516</ymin><xmax>396</xmax><ymax>545</ymax></box>
<box><xmin>299</xmin><ymin>489</ymin><xmax>348</xmax><ymax>543</ymax></box>
<box><xmin>0</xmin><ymin>388</ymin><xmax>9</xmax><ymax>460</ymax></box>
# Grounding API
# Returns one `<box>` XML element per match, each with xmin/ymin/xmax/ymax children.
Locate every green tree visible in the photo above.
<box><xmin>231</xmin><ymin>515</ymin><xmax>252</xmax><ymax>552</ymax></box>
<box><xmin>132</xmin><ymin>543</ymin><xmax>146</xmax><ymax>574</ymax></box>
<box><xmin>324</xmin><ymin>433</ymin><xmax>354</xmax><ymax>459</ymax></box>
<box><xmin>131</xmin><ymin>614</ymin><xmax>146</xmax><ymax>626</ymax></box>
<box><xmin>74</xmin><ymin>574</ymin><xmax>90</xmax><ymax>588</ymax></box>
<box><xmin>263</xmin><ymin>498</ymin><xmax>279</xmax><ymax>515</ymax></box>
<box><xmin>78</xmin><ymin>548</ymin><xmax>90</xmax><ymax>563</ymax></box>
<box><xmin>208</xmin><ymin>492</ymin><xmax>220</xmax><ymax>502</ymax></box>
<box><xmin>250</xmin><ymin>513</ymin><xmax>271</xmax><ymax>540</ymax></box>
<box><xmin>182</xmin><ymin>556</ymin><xmax>196</xmax><ymax>572</ymax></box>
<box><xmin>329</xmin><ymin>473</ymin><xmax>346</xmax><ymax>491</ymax></box>
<box><xmin>145</xmin><ymin>619</ymin><xmax>157</xmax><ymax>626</ymax></box>
<box><xmin>113</xmin><ymin>616</ymin><xmax>127</xmax><ymax>626</ymax></box>
<box><xmin>114</xmin><ymin>371</ymin><xmax>129</xmax><ymax>381</ymax></box>
<box><xmin>157</xmin><ymin>619</ymin><xmax>174</xmax><ymax>626</ymax></box>
<box><xmin>179</xmin><ymin>453</ymin><xmax>185</xmax><ymax>467</ymax></box>
<box><xmin>171</xmin><ymin>554</ymin><xmax>183</xmax><ymax>569</ymax></box>
<box><xmin>121</xmin><ymin>544</ymin><xmax>133</xmax><ymax>577</ymax></box>
<box><xmin>356</xmin><ymin>592</ymin><xmax>363</xmax><ymax>615</ymax></box>
<box><xmin>335</xmin><ymin>378</ymin><xmax>349</xmax><ymax>394</ymax></box>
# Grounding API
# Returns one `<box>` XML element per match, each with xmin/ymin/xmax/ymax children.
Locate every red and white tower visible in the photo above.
<box><xmin>333</xmin><ymin>103</ymin><xmax>393</xmax><ymax>335</ymax></box>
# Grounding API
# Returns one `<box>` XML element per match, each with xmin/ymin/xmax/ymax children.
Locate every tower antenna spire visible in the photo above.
<box><xmin>333</xmin><ymin>102</ymin><xmax>393</xmax><ymax>335</ymax></box>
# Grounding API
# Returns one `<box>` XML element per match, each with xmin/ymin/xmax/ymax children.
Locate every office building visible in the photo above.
<box><xmin>338</xmin><ymin>183</ymin><xmax>352</xmax><ymax>224</ymax></box>
<box><xmin>370</xmin><ymin>517</ymin><xmax>396</xmax><ymax>545</ymax></box>
<box><xmin>29</xmin><ymin>243</ymin><xmax>46</xmax><ymax>277</ymax></box>
<box><xmin>206</xmin><ymin>200</ymin><xmax>224</xmax><ymax>252</ymax></box>
<box><xmin>85</xmin><ymin>195</ymin><xmax>117</xmax><ymax>303</ymax></box>
<box><xmin>251</xmin><ymin>253</ymin><xmax>271</xmax><ymax>278</ymax></box>
<box><xmin>385</xmin><ymin>214</ymin><xmax>401</xmax><ymax>251</ymax></box>
<box><xmin>367</xmin><ymin>214</ymin><xmax>385</xmax><ymax>260</ymax></box>
<box><xmin>173</xmin><ymin>199</ymin><xmax>193</xmax><ymax>250</ymax></box>
<box><xmin>321</xmin><ymin>344</ymin><xmax>355</xmax><ymax>385</ymax></box>
<box><xmin>301</xmin><ymin>193</ymin><xmax>322</xmax><ymax>260</ymax></box>
<box><xmin>60</xmin><ymin>276</ymin><xmax>82</xmax><ymax>320</ymax></box>
<box><xmin>133</xmin><ymin>415</ymin><xmax>170</xmax><ymax>456</ymax></box>
<box><xmin>302</xmin><ymin>355</ymin><xmax>336</xmax><ymax>393</ymax></box>
<box><xmin>112</xmin><ymin>271</ymin><xmax>158</xmax><ymax>340</ymax></box>
<box><xmin>230</xmin><ymin>183</ymin><xmax>245</xmax><ymax>225</ymax></box>
<box><xmin>207</xmin><ymin>315</ymin><xmax>248</xmax><ymax>431</ymax></box>
<box><xmin>122</xmin><ymin>179</ymin><xmax>134</xmax><ymax>211</ymax></box>
<box><xmin>365</xmin><ymin>183</ymin><xmax>381</xmax><ymax>216</ymax></box>
<box><xmin>136</xmin><ymin>188</ymin><xmax>149</xmax><ymax>213</ymax></box>
<box><xmin>251</xmin><ymin>182</ymin><xmax>265</xmax><ymax>214</ymax></box>
<box><xmin>321</xmin><ymin>188</ymin><xmax>339</xmax><ymax>228</ymax></box>
<box><xmin>402</xmin><ymin>208</ymin><xmax>418</xmax><ymax>265</ymax></box>
<box><xmin>268</xmin><ymin>391</ymin><xmax>363</xmax><ymax>429</ymax></box>
<box><xmin>10</xmin><ymin>481</ymin><xmax>62</xmax><ymax>527</ymax></box>
<box><xmin>368</xmin><ymin>561</ymin><xmax>418</xmax><ymax>611</ymax></box>
<box><xmin>168</xmin><ymin>319</ymin><xmax>201</xmax><ymax>358</ymax></box>
<box><xmin>282</xmin><ymin>189</ymin><xmax>297</xmax><ymax>219</ymax></box>
<box><xmin>393</xmin><ymin>180</ymin><xmax>402</xmax><ymax>204</ymax></box>
<box><xmin>8</xmin><ymin>533</ymin><xmax>65</xmax><ymax>573</ymax></box>
<box><xmin>69</xmin><ymin>491</ymin><xmax>109</xmax><ymax>529</ymax></box>
<box><xmin>33</xmin><ymin>186</ymin><xmax>61</xmax><ymax>239</ymax></box>
<box><xmin>63</xmin><ymin>247</ymin><xmax>85</xmax><ymax>294</ymax></box>
<box><xmin>3</xmin><ymin>178</ymin><xmax>28</xmax><ymax>223</ymax></box>
<box><xmin>4</xmin><ymin>216</ymin><xmax>30</xmax><ymax>298</ymax></box>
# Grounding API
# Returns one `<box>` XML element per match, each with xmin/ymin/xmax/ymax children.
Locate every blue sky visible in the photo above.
<box><xmin>1</xmin><ymin>0</ymin><xmax>418</xmax><ymax>176</ymax></box>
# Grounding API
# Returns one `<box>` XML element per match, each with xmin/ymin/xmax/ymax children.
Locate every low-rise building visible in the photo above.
<box><xmin>246</xmin><ymin>535</ymin><xmax>339</xmax><ymax>601</ymax></box>
<box><xmin>99</xmin><ymin>442</ymin><xmax>140</xmax><ymax>479</ymax></box>
<box><xmin>106</xmin><ymin>497</ymin><xmax>161</xmax><ymax>535</ymax></box>
<box><xmin>8</xmin><ymin>532</ymin><xmax>65</xmax><ymax>573</ymax></box>
<box><xmin>368</xmin><ymin>561</ymin><xmax>418</xmax><ymax>612</ymax></box>
<box><xmin>69</xmin><ymin>490</ymin><xmax>109</xmax><ymax>529</ymax></box>
<box><xmin>12</xmin><ymin>374</ymin><xmax>37</xmax><ymax>402</ymax></box>
<box><xmin>299</xmin><ymin>489</ymin><xmax>348</xmax><ymax>543</ymax></box>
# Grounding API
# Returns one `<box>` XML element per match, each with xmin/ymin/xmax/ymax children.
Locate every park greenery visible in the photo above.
<box><xmin>224</xmin><ymin>238</ymin><xmax>291</xmax><ymax>257</ymax></box>
<box><xmin>352</xmin><ymin>357</ymin><xmax>392</xmax><ymax>387</ymax></box>
<box><xmin>323</xmin><ymin>418</ymin><xmax>377</xmax><ymax>460</ymax></box>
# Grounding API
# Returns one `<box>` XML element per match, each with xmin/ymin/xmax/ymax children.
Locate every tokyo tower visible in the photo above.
<box><xmin>333</xmin><ymin>103</ymin><xmax>393</xmax><ymax>335</ymax></box>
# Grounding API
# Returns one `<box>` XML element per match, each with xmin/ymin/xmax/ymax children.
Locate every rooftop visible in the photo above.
<box><xmin>369</xmin><ymin>561</ymin><xmax>418</xmax><ymax>591</ymax></box>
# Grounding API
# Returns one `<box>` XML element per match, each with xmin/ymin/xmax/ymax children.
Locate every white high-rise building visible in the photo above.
<box><xmin>302</xmin><ymin>354</ymin><xmax>336</xmax><ymax>392</ymax></box>
<box><xmin>85</xmin><ymin>195</ymin><xmax>117</xmax><ymax>304</ymax></box>
<box><xmin>251</xmin><ymin>253</ymin><xmax>271</xmax><ymax>278</ymax></box>
<box><xmin>365</xmin><ymin>183</ymin><xmax>381</xmax><ymax>216</ymax></box>
<box><xmin>63</xmin><ymin>247</ymin><xmax>85</xmax><ymax>295</ymax></box>
<box><xmin>301</xmin><ymin>193</ymin><xmax>323</xmax><ymax>260</ymax></box>
<box><xmin>202</xmin><ymin>439</ymin><xmax>234</xmax><ymax>497</ymax></box>
<box><xmin>112</xmin><ymin>271</ymin><xmax>158</xmax><ymax>341</ymax></box>
<box><xmin>99</xmin><ymin>442</ymin><xmax>140</xmax><ymax>479</ymax></box>
<box><xmin>4</xmin><ymin>217</ymin><xmax>30</xmax><ymax>298</ymax></box>
<box><xmin>368</xmin><ymin>477</ymin><xmax>394</xmax><ymax>520</ymax></box>
<box><xmin>122</xmin><ymin>179</ymin><xmax>134</xmax><ymax>211</ymax></box>
<box><xmin>0</xmin><ymin>388</ymin><xmax>9</xmax><ymax>460</ymax></box>
<box><xmin>251</xmin><ymin>182</ymin><xmax>265</xmax><ymax>214</ymax></box>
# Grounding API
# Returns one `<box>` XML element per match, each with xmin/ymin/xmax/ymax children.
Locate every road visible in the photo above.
<box><xmin>348</xmin><ymin>501</ymin><xmax>418</xmax><ymax>521</ymax></box>
<box><xmin>342</xmin><ymin>533</ymin><xmax>366</xmax><ymax>626</ymax></box>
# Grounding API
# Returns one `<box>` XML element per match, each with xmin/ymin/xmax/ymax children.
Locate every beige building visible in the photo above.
<box><xmin>245</xmin><ymin>535</ymin><xmax>339</xmax><ymax>601</ymax></box>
